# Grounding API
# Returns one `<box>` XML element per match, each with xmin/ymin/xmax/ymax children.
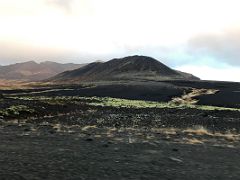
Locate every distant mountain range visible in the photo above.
<box><xmin>0</xmin><ymin>61</ymin><xmax>85</xmax><ymax>81</ymax></box>
<box><xmin>0</xmin><ymin>56</ymin><xmax>200</xmax><ymax>82</ymax></box>
<box><xmin>50</xmin><ymin>55</ymin><xmax>199</xmax><ymax>82</ymax></box>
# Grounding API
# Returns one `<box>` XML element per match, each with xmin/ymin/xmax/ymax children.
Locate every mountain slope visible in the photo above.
<box><xmin>0</xmin><ymin>61</ymin><xmax>86</xmax><ymax>81</ymax></box>
<box><xmin>51</xmin><ymin>55</ymin><xmax>200</xmax><ymax>82</ymax></box>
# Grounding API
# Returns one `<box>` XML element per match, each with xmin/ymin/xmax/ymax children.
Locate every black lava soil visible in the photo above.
<box><xmin>0</xmin><ymin>82</ymin><xmax>240</xmax><ymax>180</ymax></box>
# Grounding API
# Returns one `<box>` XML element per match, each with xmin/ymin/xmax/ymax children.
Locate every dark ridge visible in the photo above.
<box><xmin>50</xmin><ymin>55</ymin><xmax>200</xmax><ymax>82</ymax></box>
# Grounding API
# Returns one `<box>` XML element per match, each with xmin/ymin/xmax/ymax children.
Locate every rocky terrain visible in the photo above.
<box><xmin>0</xmin><ymin>80</ymin><xmax>240</xmax><ymax>179</ymax></box>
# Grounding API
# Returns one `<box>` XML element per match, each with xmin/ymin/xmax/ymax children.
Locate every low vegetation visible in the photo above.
<box><xmin>0</xmin><ymin>105</ymin><xmax>35</xmax><ymax>117</ymax></box>
<box><xmin>87</xmin><ymin>96</ymin><xmax>240</xmax><ymax>112</ymax></box>
<box><xmin>7</xmin><ymin>95</ymin><xmax>240</xmax><ymax>112</ymax></box>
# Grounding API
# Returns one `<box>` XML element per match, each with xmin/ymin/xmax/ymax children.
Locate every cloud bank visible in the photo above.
<box><xmin>45</xmin><ymin>0</ymin><xmax>74</xmax><ymax>13</ymax></box>
<box><xmin>187</xmin><ymin>29</ymin><xmax>240</xmax><ymax>66</ymax></box>
<box><xmin>0</xmin><ymin>0</ymin><xmax>240</xmax><ymax>81</ymax></box>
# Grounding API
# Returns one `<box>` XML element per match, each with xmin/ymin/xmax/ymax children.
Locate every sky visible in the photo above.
<box><xmin>0</xmin><ymin>0</ymin><xmax>240</xmax><ymax>82</ymax></box>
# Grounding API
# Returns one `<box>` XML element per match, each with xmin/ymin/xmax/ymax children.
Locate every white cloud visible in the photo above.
<box><xmin>45</xmin><ymin>0</ymin><xmax>74</xmax><ymax>13</ymax></box>
<box><xmin>187</xmin><ymin>29</ymin><xmax>240</xmax><ymax>66</ymax></box>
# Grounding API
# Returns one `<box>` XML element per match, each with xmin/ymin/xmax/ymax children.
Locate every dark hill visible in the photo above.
<box><xmin>50</xmin><ymin>55</ymin><xmax>199</xmax><ymax>82</ymax></box>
